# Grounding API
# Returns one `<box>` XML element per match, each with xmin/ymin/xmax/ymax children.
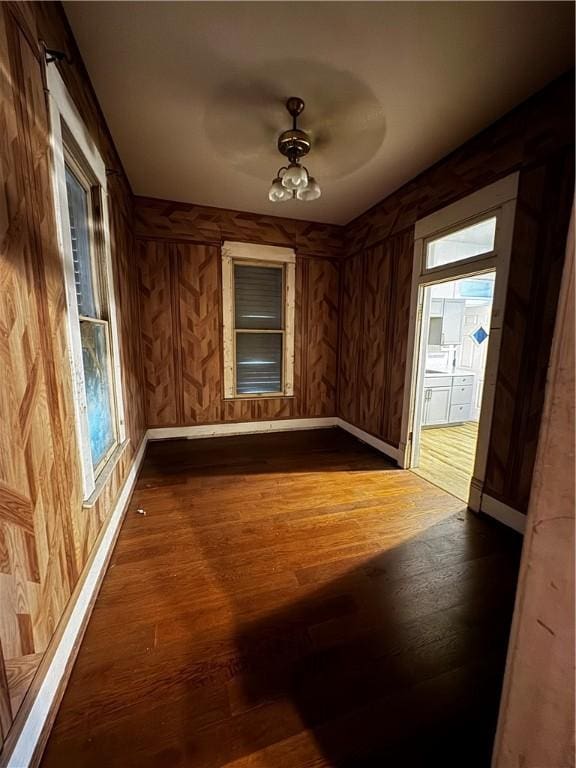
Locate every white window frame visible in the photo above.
<box><xmin>398</xmin><ymin>173</ymin><xmax>519</xmax><ymax>512</ymax></box>
<box><xmin>222</xmin><ymin>242</ymin><xmax>295</xmax><ymax>399</ymax></box>
<box><xmin>47</xmin><ymin>65</ymin><xmax>126</xmax><ymax>501</ymax></box>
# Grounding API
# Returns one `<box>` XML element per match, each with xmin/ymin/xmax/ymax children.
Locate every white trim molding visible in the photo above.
<box><xmin>335</xmin><ymin>419</ymin><xmax>400</xmax><ymax>463</ymax></box>
<box><xmin>221</xmin><ymin>241</ymin><xmax>296</xmax><ymax>400</ymax></box>
<box><xmin>480</xmin><ymin>494</ymin><xmax>526</xmax><ymax>534</ymax></box>
<box><xmin>147</xmin><ymin>418</ymin><xmax>401</xmax><ymax>466</ymax></box>
<box><xmin>147</xmin><ymin>417</ymin><xmax>337</xmax><ymax>441</ymax></box>
<box><xmin>399</xmin><ymin>173</ymin><xmax>519</xmax><ymax>515</ymax></box>
<box><xmin>221</xmin><ymin>241</ymin><xmax>296</xmax><ymax>264</ymax></box>
<box><xmin>6</xmin><ymin>435</ymin><xmax>148</xmax><ymax>768</ymax></box>
<box><xmin>47</xmin><ymin>64</ymin><xmax>127</xmax><ymax>500</ymax></box>
<box><xmin>147</xmin><ymin>418</ymin><xmax>400</xmax><ymax>465</ymax></box>
<box><xmin>414</xmin><ymin>174</ymin><xmax>520</xmax><ymax>241</ymax></box>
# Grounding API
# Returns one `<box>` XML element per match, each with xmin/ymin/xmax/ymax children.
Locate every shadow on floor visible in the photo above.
<box><xmin>229</xmin><ymin>517</ymin><xmax>521</xmax><ymax>767</ymax></box>
<box><xmin>40</xmin><ymin>428</ymin><xmax>522</xmax><ymax>768</ymax></box>
<box><xmin>141</xmin><ymin>428</ymin><xmax>400</xmax><ymax>481</ymax></box>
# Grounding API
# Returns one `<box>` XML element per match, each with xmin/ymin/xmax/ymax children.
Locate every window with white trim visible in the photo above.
<box><xmin>222</xmin><ymin>242</ymin><xmax>295</xmax><ymax>398</ymax></box>
<box><xmin>48</xmin><ymin>66</ymin><xmax>126</xmax><ymax>500</ymax></box>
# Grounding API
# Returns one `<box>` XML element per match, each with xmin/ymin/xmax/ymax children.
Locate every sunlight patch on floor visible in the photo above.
<box><xmin>412</xmin><ymin>422</ymin><xmax>479</xmax><ymax>501</ymax></box>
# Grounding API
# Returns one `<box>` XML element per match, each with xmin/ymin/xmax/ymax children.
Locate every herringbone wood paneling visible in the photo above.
<box><xmin>138</xmin><ymin>240</ymin><xmax>179</xmax><ymax>427</ymax></box>
<box><xmin>339</xmin><ymin>72</ymin><xmax>574</xmax><ymax>513</ymax></box>
<box><xmin>138</xmin><ymin>235</ymin><xmax>339</xmax><ymax>426</ymax></box>
<box><xmin>305</xmin><ymin>259</ymin><xmax>339</xmax><ymax>417</ymax></box>
<box><xmin>357</xmin><ymin>245</ymin><xmax>391</xmax><ymax>435</ymax></box>
<box><xmin>484</xmin><ymin>152</ymin><xmax>575</xmax><ymax>510</ymax></box>
<box><xmin>134</xmin><ymin>197</ymin><xmax>343</xmax><ymax>260</ymax></box>
<box><xmin>177</xmin><ymin>243</ymin><xmax>223</xmax><ymax>425</ymax></box>
<box><xmin>384</xmin><ymin>231</ymin><xmax>414</xmax><ymax>444</ymax></box>
<box><xmin>337</xmin><ymin>256</ymin><xmax>363</xmax><ymax>425</ymax></box>
<box><xmin>0</xmin><ymin>3</ymin><xmax>145</xmax><ymax>755</ymax></box>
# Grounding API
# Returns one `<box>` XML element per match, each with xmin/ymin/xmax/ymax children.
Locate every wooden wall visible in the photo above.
<box><xmin>338</xmin><ymin>71</ymin><xmax>575</xmax><ymax>513</ymax></box>
<box><xmin>135</xmin><ymin>197</ymin><xmax>341</xmax><ymax>427</ymax></box>
<box><xmin>0</xmin><ymin>1</ymin><xmax>145</xmax><ymax>755</ymax></box>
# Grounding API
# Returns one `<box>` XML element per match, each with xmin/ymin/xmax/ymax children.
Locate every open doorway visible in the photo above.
<box><xmin>399</xmin><ymin>174</ymin><xmax>519</xmax><ymax>514</ymax></box>
<box><xmin>411</xmin><ymin>272</ymin><xmax>495</xmax><ymax>500</ymax></box>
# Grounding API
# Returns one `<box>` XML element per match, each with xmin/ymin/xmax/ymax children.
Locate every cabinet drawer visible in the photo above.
<box><xmin>451</xmin><ymin>385</ymin><xmax>473</xmax><ymax>405</ymax></box>
<box><xmin>449</xmin><ymin>403</ymin><xmax>471</xmax><ymax>422</ymax></box>
<box><xmin>453</xmin><ymin>375</ymin><xmax>474</xmax><ymax>387</ymax></box>
<box><xmin>424</xmin><ymin>376</ymin><xmax>452</xmax><ymax>388</ymax></box>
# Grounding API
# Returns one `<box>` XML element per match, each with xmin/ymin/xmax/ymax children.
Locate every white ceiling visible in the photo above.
<box><xmin>64</xmin><ymin>1</ymin><xmax>574</xmax><ymax>225</ymax></box>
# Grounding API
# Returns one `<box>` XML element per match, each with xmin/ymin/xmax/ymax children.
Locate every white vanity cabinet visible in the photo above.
<box><xmin>422</xmin><ymin>385</ymin><xmax>452</xmax><ymax>425</ymax></box>
<box><xmin>422</xmin><ymin>373</ymin><xmax>474</xmax><ymax>426</ymax></box>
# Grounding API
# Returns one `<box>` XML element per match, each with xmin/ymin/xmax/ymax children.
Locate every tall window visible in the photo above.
<box><xmin>222</xmin><ymin>242</ymin><xmax>295</xmax><ymax>398</ymax></box>
<box><xmin>48</xmin><ymin>65</ymin><xmax>125</xmax><ymax>499</ymax></box>
<box><xmin>64</xmin><ymin>160</ymin><xmax>117</xmax><ymax>473</ymax></box>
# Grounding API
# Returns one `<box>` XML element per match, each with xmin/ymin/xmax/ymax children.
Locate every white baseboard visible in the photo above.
<box><xmin>480</xmin><ymin>493</ymin><xmax>526</xmax><ymax>534</ymax></box>
<box><xmin>336</xmin><ymin>419</ymin><xmax>400</xmax><ymax>463</ymax></box>
<box><xmin>147</xmin><ymin>417</ymin><xmax>338</xmax><ymax>441</ymax></box>
<box><xmin>7</xmin><ymin>434</ymin><xmax>148</xmax><ymax>768</ymax></box>
<box><xmin>146</xmin><ymin>418</ymin><xmax>401</xmax><ymax>466</ymax></box>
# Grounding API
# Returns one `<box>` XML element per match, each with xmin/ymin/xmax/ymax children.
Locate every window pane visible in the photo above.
<box><xmin>236</xmin><ymin>333</ymin><xmax>282</xmax><ymax>394</ymax></box>
<box><xmin>234</xmin><ymin>264</ymin><xmax>282</xmax><ymax>330</ymax></box>
<box><xmin>65</xmin><ymin>166</ymin><xmax>97</xmax><ymax>317</ymax></box>
<box><xmin>426</xmin><ymin>217</ymin><xmax>497</xmax><ymax>270</ymax></box>
<box><xmin>80</xmin><ymin>321</ymin><xmax>115</xmax><ymax>469</ymax></box>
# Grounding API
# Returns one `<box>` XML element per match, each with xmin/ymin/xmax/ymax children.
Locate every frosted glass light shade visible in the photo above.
<box><xmin>282</xmin><ymin>164</ymin><xmax>309</xmax><ymax>191</ymax></box>
<box><xmin>296</xmin><ymin>177</ymin><xmax>321</xmax><ymax>201</ymax></box>
<box><xmin>268</xmin><ymin>178</ymin><xmax>293</xmax><ymax>202</ymax></box>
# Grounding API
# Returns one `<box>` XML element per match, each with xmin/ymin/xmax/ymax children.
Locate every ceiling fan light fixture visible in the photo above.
<box><xmin>268</xmin><ymin>175</ymin><xmax>293</xmax><ymax>202</ymax></box>
<box><xmin>281</xmin><ymin>163</ymin><xmax>309</xmax><ymax>191</ymax></box>
<box><xmin>296</xmin><ymin>177</ymin><xmax>321</xmax><ymax>201</ymax></box>
<box><xmin>268</xmin><ymin>97</ymin><xmax>321</xmax><ymax>203</ymax></box>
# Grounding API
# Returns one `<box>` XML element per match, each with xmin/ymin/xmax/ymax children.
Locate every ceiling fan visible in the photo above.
<box><xmin>203</xmin><ymin>60</ymin><xmax>386</xmax><ymax>202</ymax></box>
<box><xmin>268</xmin><ymin>97</ymin><xmax>321</xmax><ymax>202</ymax></box>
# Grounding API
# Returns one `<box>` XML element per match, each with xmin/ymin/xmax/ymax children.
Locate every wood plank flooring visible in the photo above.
<box><xmin>413</xmin><ymin>422</ymin><xmax>479</xmax><ymax>501</ymax></box>
<box><xmin>41</xmin><ymin>428</ymin><xmax>521</xmax><ymax>768</ymax></box>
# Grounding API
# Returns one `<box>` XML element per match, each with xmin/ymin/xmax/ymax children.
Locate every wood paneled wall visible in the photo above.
<box><xmin>137</xmin><ymin>225</ymin><xmax>340</xmax><ymax>427</ymax></box>
<box><xmin>135</xmin><ymin>196</ymin><xmax>343</xmax><ymax>260</ymax></box>
<box><xmin>338</xmin><ymin>71</ymin><xmax>575</xmax><ymax>513</ymax></box>
<box><xmin>0</xmin><ymin>1</ymin><xmax>145</xmax><ymax>755</ymax></box>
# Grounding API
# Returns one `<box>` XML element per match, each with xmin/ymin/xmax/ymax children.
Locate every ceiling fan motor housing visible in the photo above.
<box><xmin>277</xmin><ymin>128</ymin><xmax>311</xmax><ymax>160</ymax></box>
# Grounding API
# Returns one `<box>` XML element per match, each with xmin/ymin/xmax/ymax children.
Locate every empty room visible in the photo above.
<box><xmin>0</xmin><ymin>2</ymin><xmax>574</xmax><ymax>767</ymax></box>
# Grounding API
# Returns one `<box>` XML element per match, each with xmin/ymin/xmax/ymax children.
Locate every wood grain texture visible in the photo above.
<box><xmin>414</xmin><ymin>422</ymin><xmax>479</xmax><ymax>502</ymax></box>
<box><xmin>137</xmin><ymin>240</ymin><xmax>340</xmax><ymax>426</ymax></box>
<box><xmin>134</xmin><ymin>196</ymin><xmax>343</xmax><ymax>260</ymax></box>
<box><xmin>483</xmin><ymin>153</ymin><xmax>575</xmax><ymax>510</ymax></box>
<box><xmin>138</xmin><ymin>240</ymin><xmax>178</xmax><ymax>427</ymax></box>
<box><xmin>338</xmin><ymin>72</ymin><xmax>575</xmax><ymax>513</ymax></box>
<box><xmin>337</xmin><ymin>255</ymin><xmax>363</xmax><ymax>426</ymax></box>
<box><xmin>40</xmin><ymin>429</ymin><xmax>521</xmax><ymax>768</ymax></box>
<box><xmin>177</xmin><ymin>243</ymin><xmax>223</xmax><ymax>425</ymax></box>
<box><xmin>0</xmin><ymin>2</ymin><xmax>145</xmax><ymax>755</ymax></box>
<box><xmin>304</xmin><ymin>259</ymin><xmax>339</xmax><ymax>418</ymax></box>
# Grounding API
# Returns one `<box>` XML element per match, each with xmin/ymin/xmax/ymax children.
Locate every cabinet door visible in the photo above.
<box><xmin>423</xmin><ymin>387</ymin><xmax>451</xmax><ymax>425</ymax></box>
<box><xmin>442</xmin><ymin>299</ymin><xmax>465</xmax><ymax>344</ymax></box>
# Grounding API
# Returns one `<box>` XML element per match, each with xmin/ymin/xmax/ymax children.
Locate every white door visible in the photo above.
<box><xmin>422</xmin><ymin>386</ymin><xmax>451</xmax><ymax>425</ymax></box>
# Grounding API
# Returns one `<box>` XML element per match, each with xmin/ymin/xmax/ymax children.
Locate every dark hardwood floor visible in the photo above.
<box><xmin>41</xmin><ymin>428</ymin><xmax>521</xmax><ymax>768</ymax></box>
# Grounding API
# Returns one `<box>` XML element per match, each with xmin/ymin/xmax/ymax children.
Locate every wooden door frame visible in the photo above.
<box><xmin>398</xmin><ymin>174</ymin><xmax>519</xmax><ymax>511</ymax></box>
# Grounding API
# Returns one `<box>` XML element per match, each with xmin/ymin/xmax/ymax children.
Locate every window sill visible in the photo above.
<box><xmin>82</xmin><ymin>439</ymin><xmax>130</xmax><ymax>509</ymax></box>
<box><xmin>224</xmin><ymin>394</ymin><xmax>295</xmax><ymax>401</ymax></box>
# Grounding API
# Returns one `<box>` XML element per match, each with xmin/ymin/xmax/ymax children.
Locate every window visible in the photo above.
<box><xmin>222</xmin><ymin>242</ymin><xmax>295</xmax><ymax>398</ymax></box>
<box><xmin>425</xmin><ymin>216</ymin><xmax>497</xmax><ymax>270</ymax></box>
<box><xmin>48</xmin><ymin>65</ymin><xmax>125</xmax><ymax>499</ymax></box>
<box><xmin>65</xmin><ymin>162</ymin><xmax>117</xmax><ymax>472</ymax></box>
